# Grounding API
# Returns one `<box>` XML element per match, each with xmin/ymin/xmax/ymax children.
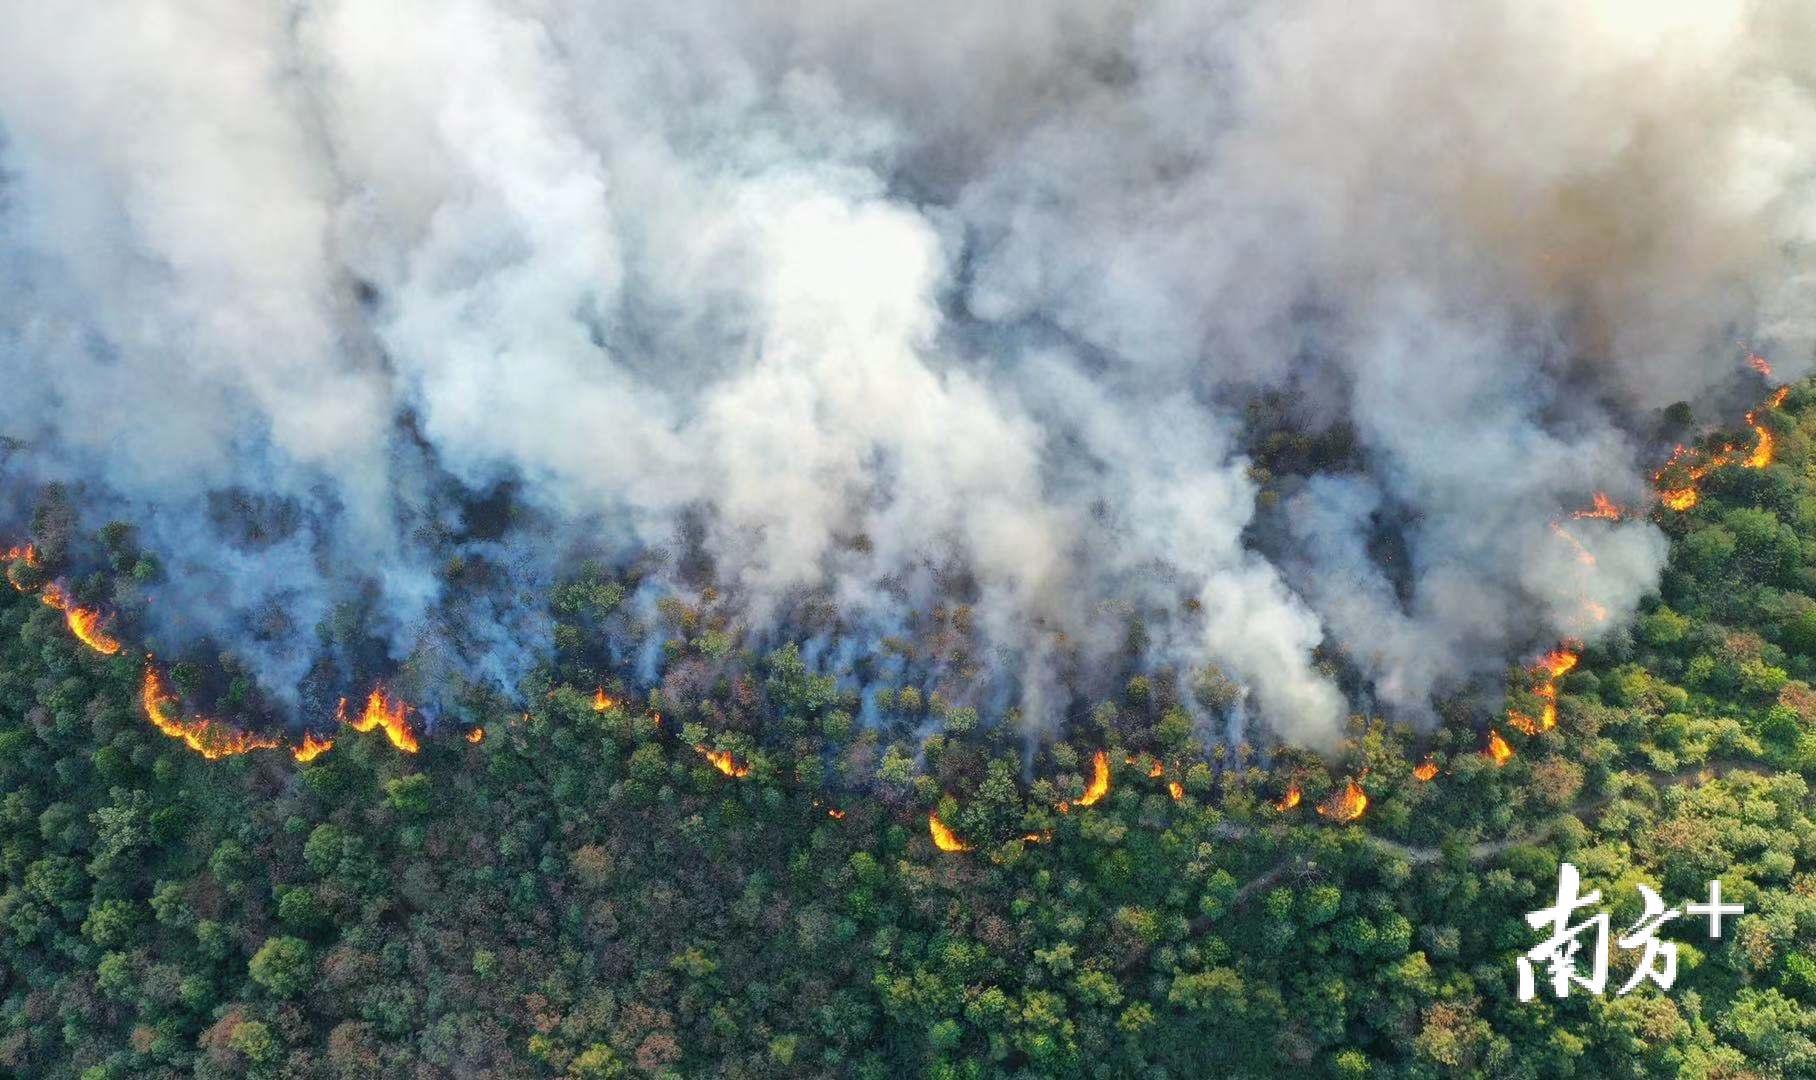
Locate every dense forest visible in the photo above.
<box><xmin>3</xmin><ymin>386</ymin><xmax>1816</xmax><ymax>1079</ymax></box>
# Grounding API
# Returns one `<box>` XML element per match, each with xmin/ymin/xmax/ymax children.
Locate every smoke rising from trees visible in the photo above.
<box><xmin>2</xmin><ymin>0</ymin><xmax>1811</xmax><ymax>746</ymax></box>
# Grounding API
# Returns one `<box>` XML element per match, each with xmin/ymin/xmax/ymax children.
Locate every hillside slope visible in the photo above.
<box><xmin>2</xmin><ymin>389</ymin><xmax>1816</xmax><ymax>1078</ymax></box>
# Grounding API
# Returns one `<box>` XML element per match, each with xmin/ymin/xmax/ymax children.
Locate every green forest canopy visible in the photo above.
<box><xmin>2</xmin><ymin>387</ymin><xmax>1816</xmax><ymax>1078</ymax></box>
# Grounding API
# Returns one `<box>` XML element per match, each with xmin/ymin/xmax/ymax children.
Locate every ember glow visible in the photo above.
<box><xmin>292</xmin><ymin>732</ymin><xmax>334</xmax><ymax>763</ymax></box>
<box><xmin>1315</xmin><ymin>779</ymin><xmax>1368</xmax><ymax>823</ymax></box>
<box><xmin>345</xmin><ymin>689</ymin><xmax>420</xmax><ymax>754</ymax></box>
<box><xmin>1485</xmin><ymin>729</ymin><xmax>1514</xmax><ymax>766</ymax></box>
<box><xmin>696</xmin><ymin>745</ymin><xmax>751</xmax><ymax>778</ymax></box>
<box><xmin>140</xmin><ymin>667</ymin><xmax>281</xmax><ymax>760</ymax></box>
<box><xmin>928</xmin><ymin>813</ymin><xmax>970</xmax><ymax>853</ymax></box>
<box><xmin>1412</xmin><ymin>760</ymin><xmax>1438</xmax><ymax>782</ymax></box>
<box><xmin>465</xmin><ymin>727</ymin><xmax>486</xmax><ymax>744</ymax></box>
<box><xmin>1275</xmin><ymin>784</ymin><xmax>1303</xmax><ymax>811</ymax></box>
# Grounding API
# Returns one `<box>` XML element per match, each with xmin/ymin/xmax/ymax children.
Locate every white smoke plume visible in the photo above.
<box><xmin>0</xmin><ymin>0</ymin><xmax>1810</xmax><ymax>746</ymax></box>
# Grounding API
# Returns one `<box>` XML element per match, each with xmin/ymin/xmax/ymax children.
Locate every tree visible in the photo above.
<box><xmin>249</xmin><ymin>936</ymin><xmax>312</xmax><ymax>999</ymax></box>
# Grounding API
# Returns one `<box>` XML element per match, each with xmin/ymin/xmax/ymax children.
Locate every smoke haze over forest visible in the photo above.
<box><xmin>3</xmin><ymin>0</ymin><xmax>1814</xmax><ymax>747</ymax></box>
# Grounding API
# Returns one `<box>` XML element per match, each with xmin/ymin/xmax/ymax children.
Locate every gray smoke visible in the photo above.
<box><xmin>1</xmin><ymin>0</ymin><xmax>1811</xmax><ymax>747</ymax></box>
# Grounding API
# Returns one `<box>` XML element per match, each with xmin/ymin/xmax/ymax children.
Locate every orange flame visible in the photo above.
<box><xmin>1748</xmin><ymin>353</ymin><xmax>1774</xmax><ymax>379</ymax></box>
<box><xmin>64</xmin><ymin>606</ymin><xmax>122</xmax><ymax>655</ymax></box>
<box><xmin>1316</xmin><ymin>779</ymin><xmax>1368</xmax><ymax>822</ymax></box>
<box><xmin>465</xmin><ymin>727</ymin><xmax>485</xmax><ymax>744</ymax></box>
<box><xmin>292</xmin><ymin>731</ymin><xmax>334</xmax><ymax>763</ymax></box>
<box><xmin>1412</xmin><ymin>760</ymin><xmax>1438</xmax><ymax>782</ymax></box>
<box><xmin>827</xmin><ymin>808</ymin><xmax>845</xmax><ymax>820</ymax></box>
<box><xmin>1541</xmin><ymin>648</ymin><xmax>1580</xmax><ymax>680</ymax></box>
<box><xmin>1020</xmin><ymin>831</ymin><xmax>1053</xmax><ymax>843</ymax></box>
<box><xmin>696</xmin><ymin>745</ymin><xmax>751</xmax><ymax>778</ymax></box>
<box><xmin>1744</xmin><ymin>416</ymin><xmax>1775</xmax><ymax>469</ymax></box>
<box><xmin>1570</xmin><ymin>493</ymin><xmax>1624</xmax><ymax>522</ymax></box>
<box><xmin>345</xmin><ymin>689</ymin><xmax>420</xmax><ymax>753</ymax></box>
<box><xmin>2</xmin><ymin>544</ymin><xmax>36</xmax><ymax>565</ymax></box>
<box><xmin>591</xmin><ymin>688</ymin><xmax>614</xmax><ymax>711</ymax></box>
<box><xmin>1167</xmin><ymin>780</ymin><xmax>1185</xmax><ymax>801</ymax></box>
<box><xmin>1275</xmin><ymin>784</ymin><xmax>1302</xmax><ymax>811</ymax></box>
<box><xmin>1075</xmin><ymin>750</ymin><xmax>1111</xmax><ymax>808</ymax></box>
<box><xmin>1485</xmin><ymin>729</ymin><xmax>1514</xmax><ymax>766</ymax></box>
<box><xmin>1510</xmin><ymin>645</ymin><xmax>1579</xmax><ymax>735</ymax></box>
<box><xmin>1655</xmin><ymin>388</ymin><xmax>1788</xmax><ymax>508</ymax></box>
<box><xmin>928</xmin><ymin>813</ymin><xmax>970</xmax><ymax>852</ymax></box>
<box><xmin>39</xmin><ymin>583</ymin><xmax>122</xmax><ymax>655</ymax></box>
<box><xmin>139</xmin><ymin>667</ymin><xmax>280</xmax><ymax>760</ymax></box>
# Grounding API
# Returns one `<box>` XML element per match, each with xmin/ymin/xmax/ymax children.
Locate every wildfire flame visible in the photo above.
<box><xmin>139</xmin><ymin>667</ymin><xmax>280</xmax><ymax>760</ymax></box>
<box><xmin>591</xmin><ymin>688</ymin><xmax>614</xmax><ymax>711</ymax></box>
<box><xmin>1744</xmin><ymin>411</ymin><xmax>1775</xmax><ymax>469</ymax></box>
<box><xmin>1412</xmin><ymin>760</ymin><xmax>1438</xmax><ymax>782</ymax></box>
<box><xmin>1570</xmin><ymin>493</ymin><xmax>1624</xmax><ymax>522</ymax></box>
<box><xmin>1748</xmin><ymin>353</ymin><xmax>1774</xmax><ymax>379</ymax></box>
<box><xmin>39</xmin><ymin>583</ymin><xmax>122</xmax><ymax>655</ymax></box>
<box><xmin>2</xmin><ymin>543</ymin><xmax>36</xmax><ymax>565</ymax></box>
<box><xmin>1485</xmin><ymin>729</ymin><xmax>1514</xmax><ymax>766</ymax></box>
<box><xmin>1510</xmin><ymin>646</ymin><xmax>1579</xmax><ymax>735</ymax></box>
<box><xmin>64</xmin><ymin>606</ymin><xmax>122</xmax><ymax>655</ymax></box>
<box><xmin>827</xmin><ymin>808</ymin><xmax>845</xmax><ymax>820</ymax></box>
<box><xmin>292</xmin><ymin>731</ymin><xmax>334</xmax><ymax>763</ymax></box>
<box><xmin>1655</xmin><ymin>389</ymin><xmax>1788</xmax><ymax>509</ymax></box>
<box><xmin>1659</xmin><ymin>483</ymin><xmax>1700</xmax><ymax>512</ymax></box>
<box><xmin>696</xmin><ymin>745</ymin><xmax>751</xmax><ymax>778</ymax></box>
<box><xmin>1124</xmin><ymin>754</ymin><xmax>1180</xmax><ymax>799</ymax></box>
<box><xmin>1316</xmin><ymin>779</ymin><xmax>1368</xmax><ymax>823</ymax></box>
<box><xmin>1075</xmin><ymin>750</ymin><xmax>1111</xmax><ymax>807</ymax></box>
<box><xmin>1541</xmin><ymin>648</ymin><xmax>1580</xmax><ymax>681</ymax></box>
<box><xmin>1275</xmin><ymin>784</ymin><xmax>1302</xmax><ymax>811</ymax></box>
<box><xmin>928</xmin><ymin>812</ymin><xmax>970</xmax><ymax>852</ymax></box>
<box><xmin>465</xmin><ymin>726</ymin><xmax>485</xmax><ymax>744</ymax></box>
<box><xmin>345</xmin><ymin>689</ymin><xmax>420</xmax><ymax>754</ymax></box>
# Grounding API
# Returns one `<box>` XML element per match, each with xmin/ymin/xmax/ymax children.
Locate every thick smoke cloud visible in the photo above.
<box><xmin>0</xmin><ymin>0</ymin><xmax>1810</xmax><ymax>746</ymax></box>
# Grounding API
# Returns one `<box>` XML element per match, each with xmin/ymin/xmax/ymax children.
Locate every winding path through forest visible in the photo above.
<box><xmin>1216</xmin><ymin>757</ymin><xmax>1769</xmax><ymax>905</ymax></box>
